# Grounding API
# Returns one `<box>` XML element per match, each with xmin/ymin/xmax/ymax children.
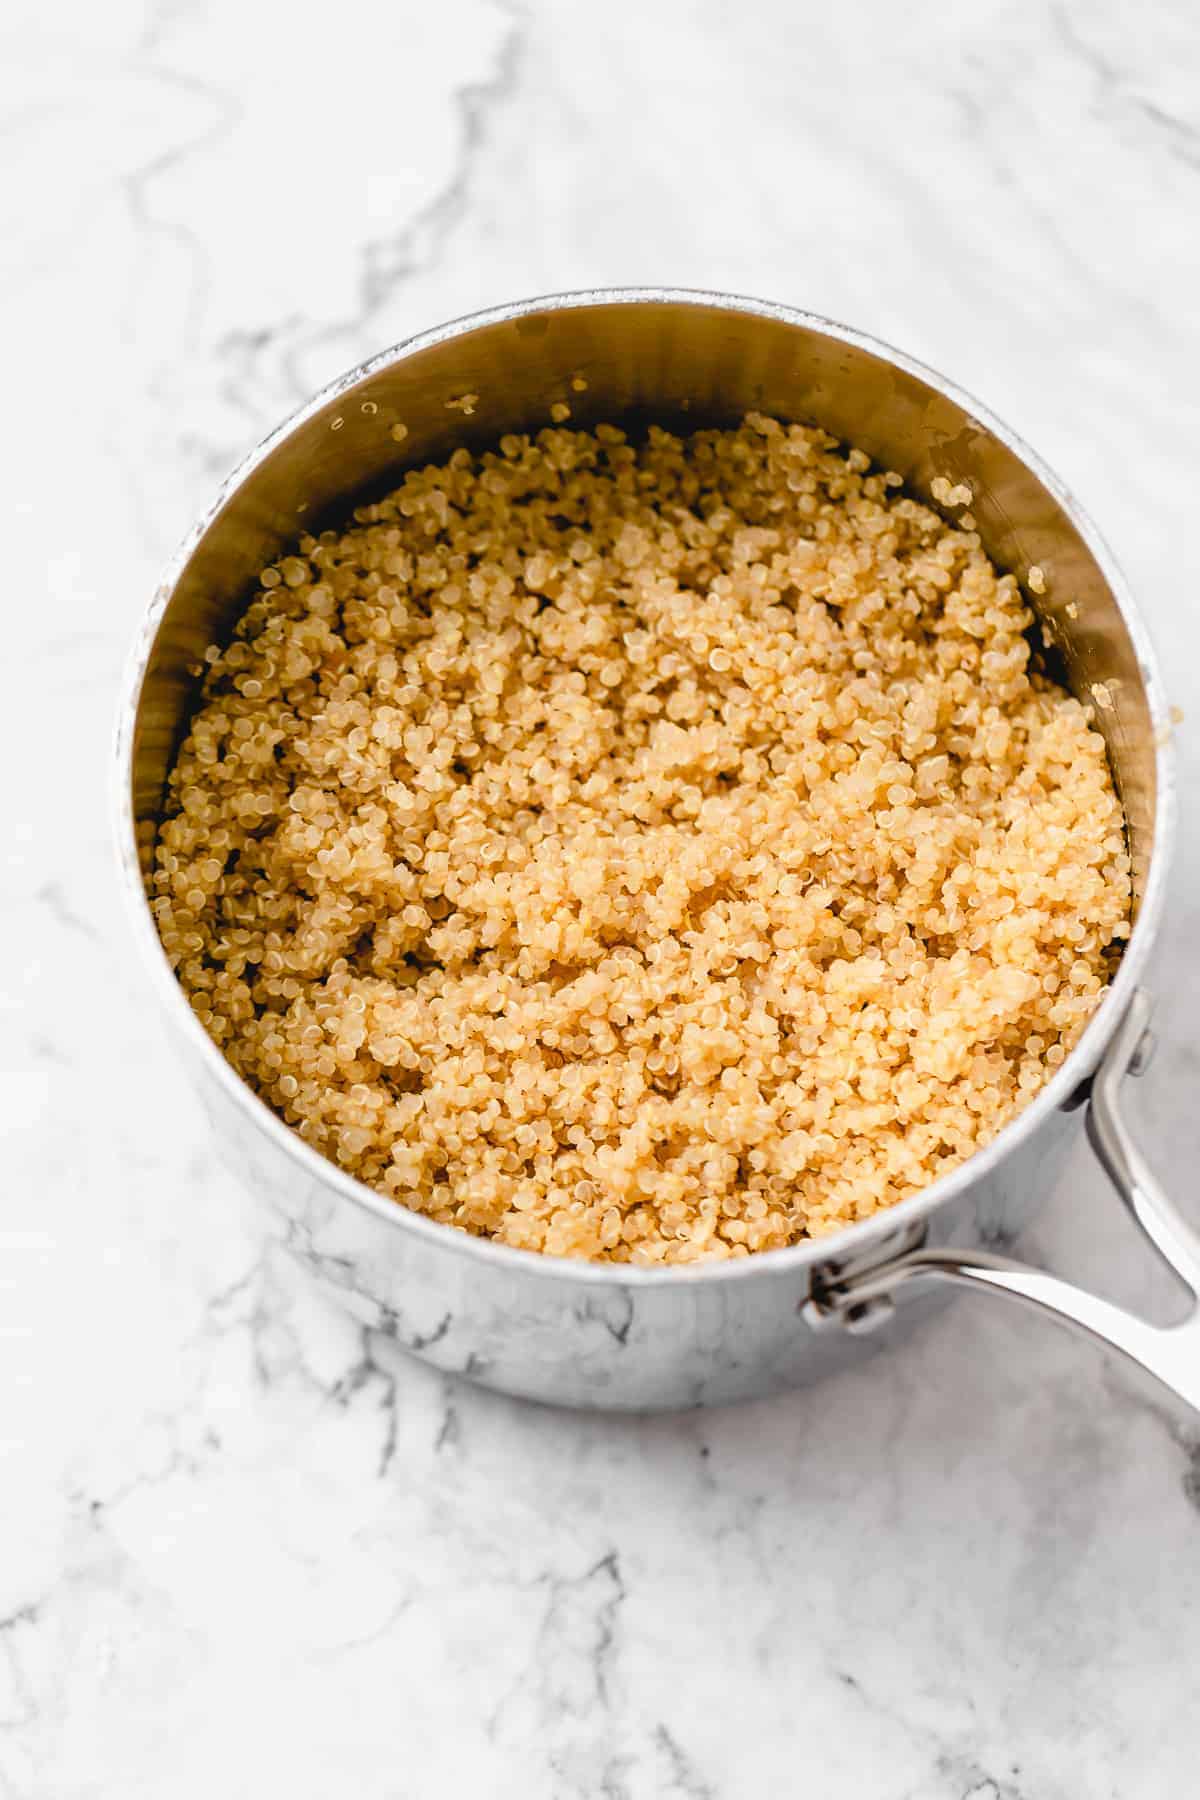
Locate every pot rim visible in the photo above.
<box><xmin>114</xmin><ymin>285</ymin><xmax>1176</xmax><ymax>1289</ymax></box>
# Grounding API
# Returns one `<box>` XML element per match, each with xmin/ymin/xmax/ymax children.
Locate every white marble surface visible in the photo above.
<box><xmin>5</xmin><ymin>0</ymin><xmax>1200</xmax><ymax>1793</ymax></box>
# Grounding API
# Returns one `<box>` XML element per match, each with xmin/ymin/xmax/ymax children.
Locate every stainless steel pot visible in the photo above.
<box><xmin>115</xmin><ymin>288</ymin><xmax>1200</xmax><ymax>1413</ymax></box>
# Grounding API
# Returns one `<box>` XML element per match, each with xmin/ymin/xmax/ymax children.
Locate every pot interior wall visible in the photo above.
<box><xmin>131</xmin><ymin>298</ymin><xmax>1159</xmax><ymax>899</ymax></box>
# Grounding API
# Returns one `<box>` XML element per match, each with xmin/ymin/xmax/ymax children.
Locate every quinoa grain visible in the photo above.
<box><xmin>153</xmin><ymin>415</ymin><xmax>1130</xmax><ymax>1263</ymax></box>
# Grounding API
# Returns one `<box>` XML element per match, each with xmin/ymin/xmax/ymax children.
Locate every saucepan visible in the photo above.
<box><xmin>115</xmin><ymin>288</ymin><xmax>1200</xmax><ymax>1412</ymax></box>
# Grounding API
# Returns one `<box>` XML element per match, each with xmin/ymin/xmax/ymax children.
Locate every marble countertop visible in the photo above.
<box><xmin>5</xmin><ymin>0</ymin><xmax>1200</xmax><ymax>1793</ymax></box>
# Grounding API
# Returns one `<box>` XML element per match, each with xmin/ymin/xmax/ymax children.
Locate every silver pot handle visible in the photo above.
<box><xmin>803</xmin><ymin>991</ymin><xmax>1200</xmax><ymax>1414</ymax></box>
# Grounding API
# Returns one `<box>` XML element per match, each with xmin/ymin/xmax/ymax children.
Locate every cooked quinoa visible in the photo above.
<box><xmin>153</xmin><ymin>414</ymin><xmax>1130</xmax><ymax>1263</ymax></box>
